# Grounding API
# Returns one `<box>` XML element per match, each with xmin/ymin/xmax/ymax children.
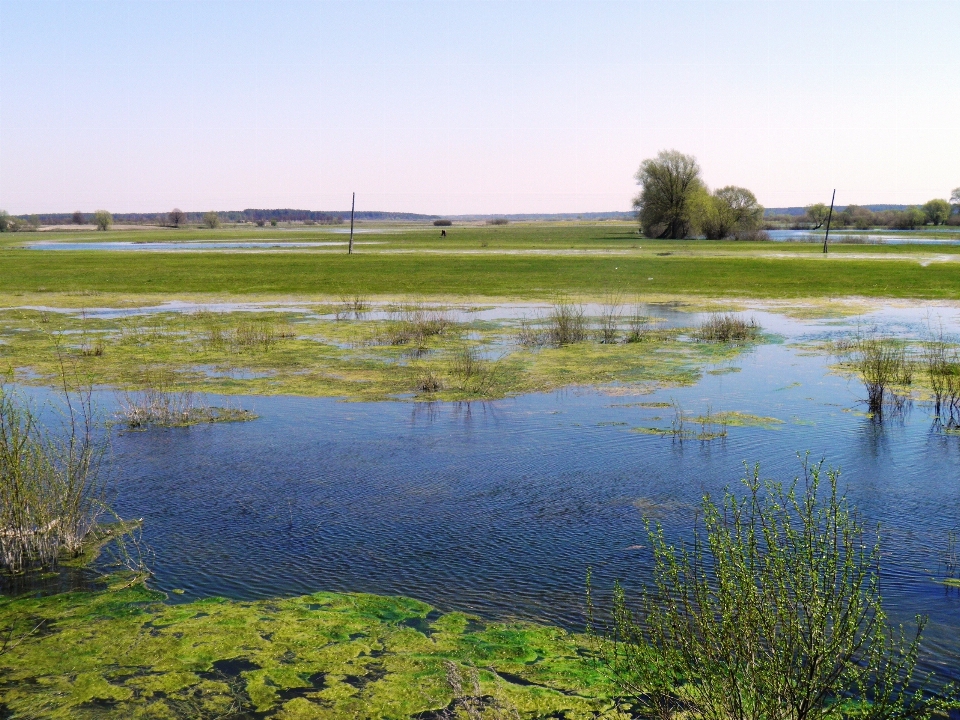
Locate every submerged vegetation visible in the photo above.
<box><xmin>590</xmin><ymin>460</ymin><xmax>955</xmax><ymax>720</ymax></box>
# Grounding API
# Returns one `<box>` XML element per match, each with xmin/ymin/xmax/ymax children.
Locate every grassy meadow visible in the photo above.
<box><xmin>1</xmin><ymin>222</ymin><xmax>960</xmax><ymax>300</ymax></box>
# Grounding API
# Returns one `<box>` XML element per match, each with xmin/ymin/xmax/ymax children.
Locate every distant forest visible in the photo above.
<box><xmin>23</xmin><ymin>209</ymin><xmax>441</xmax><ymax>226</ymax></box>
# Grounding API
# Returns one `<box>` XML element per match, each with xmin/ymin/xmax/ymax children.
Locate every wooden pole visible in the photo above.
<box><xmin>822</xmin><ymin>189</ymin><xmax>835</xmax><ymax>254</ymax></box>
<box><xmin>348</xmin><ymin>192</ymin><xmax>355</xmax><ymax>255</ymax></box>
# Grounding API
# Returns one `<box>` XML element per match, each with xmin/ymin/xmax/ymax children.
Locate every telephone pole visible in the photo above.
<box><xmin>822</xmin><ymin>189</ymin><xmax>835</xmax><ymax>254</ymax></box>
<box><xmin>348</xmin><ymin>192</ymin><xmax>355</xmax><ymax>255</ymax></box>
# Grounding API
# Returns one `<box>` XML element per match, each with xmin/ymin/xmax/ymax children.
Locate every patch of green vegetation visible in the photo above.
<box><xmin>691</xmin><ymin>411</ymin><xmax>784</xmax><ymax>429</ymax></box>
<box><xmin>3</xmin><ymin>222</ymin><xmax>960</xmax><ymax>298</ymax></box>
<box><xmin>0</xmin><ymin>585</ymin><xmax>626</xmax><ymax>718</ymax></box>
<box><xmin>707</xmin><ymin>366</ymin><xmax>741</xmax><ymax>375</ymax></box>
<box><xmin>0</xmin><ymin>308</ymin><xmax>748</xmax><ymax>402</ymax></box>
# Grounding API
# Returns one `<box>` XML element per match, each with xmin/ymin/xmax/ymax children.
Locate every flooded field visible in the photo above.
<box><xmin>6</xmin><ymin>299</ymin><xmax>960</xmax><ymax>685</ymax></box>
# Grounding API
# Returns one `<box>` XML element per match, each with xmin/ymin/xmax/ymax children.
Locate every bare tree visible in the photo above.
<box><xmin>168</xmin><ymin>208</ymin><xmax>186</xmax><ymax>228</ymax></box>
<box><xmin>71</xmin><ymin>211</ymin><xmax>84</xmax><ymax>225</ymax></box>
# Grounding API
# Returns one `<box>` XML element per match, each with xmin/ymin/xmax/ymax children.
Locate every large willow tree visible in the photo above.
<box><xmin>633</xmin><ymin>150</ymin><xmax>705</xmax><ymax>239</ymax></box>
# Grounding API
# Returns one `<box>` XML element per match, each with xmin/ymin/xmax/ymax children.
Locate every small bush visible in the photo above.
<box><xmin>847</xmin><ymin>332</ymin><xmax>911</xmax><ymax>415</ymax></box>
<box><xmin>694</xmin><ymin>313</ymin><xmax>759</xmax><ymax>343</ymax></box>
<box><xmin>449</xmin><ymin>346</ymin><xmax>498</xmax><ymax>394</ymax></box>
<box><xmin>547</xmin><ymin>297</ymin><xmax>587</xmax><ymax>346</ymax></box>
<box><xmin>415</xmin><ymin>372</ymin><xmax>443</xmax><ymax>393</ymax></box>
<box><xmin>0</xmin><ymin>383</ymin><xmax>107</xmax><ymax>574</ymax></box>
<box><xmin>433</xmin><ymin>219</ymin><xmax>452</xmax><ymax>226</ymax></box>
<box><xmin>591</xmin><ymin>459</ymin><xmax>950</xmax><ymax>720</ymax></box>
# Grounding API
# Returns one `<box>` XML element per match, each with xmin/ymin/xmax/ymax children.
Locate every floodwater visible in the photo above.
<box><xmin>769</xmin><ymin>229</ymin><xmax>960</xmax><ymax>245</ymax></box>
<box><xmin>8</xmin><ymin>303</ymin><xmax>960</xmax><ymax>683</ymax></box>
<box><xmin>26</xmin><ymin>240</ymin><xmax>384</xmax><ymax>251</ymax></box>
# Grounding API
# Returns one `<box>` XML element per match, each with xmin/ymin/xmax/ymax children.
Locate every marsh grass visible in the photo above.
<box><xmin>194</xmin><ymin>312</ymin><xmax>295</xmax><ymax>352</ymax></box>
<box><xmin>924</xmin><ymin>326</ymin><xmax>960</xmax><ymax>425</ymax></box>
<box><xmin>694</xmin><ymin>313</ymin><xmax>760</xmax><ymax>343</ymax></box>
<box><xmin>666</xmin><ymin>402</ymin><xmax>728</xmax><ymax>442</ymax></box>
<box><xmin>371</xmin><ymin>303</ymin><xmax>452</xmax><ymax>348</ymax></box>
<box><xmin>0</xmin><ymin>381</ymin><xmax>107</xmax><ymax>574</ymax></box>
<box><xmin>847</xmin><ymin>332</ymin><xmax>912</xmax><ymax>415</ymax></box>
<box><xmin>117</xmin><ymin>368</ymin><xmax>255</xmax><ymax>428</ymax></box>
<box><xmin>625</xmin><ymin>304</ymin><xmax>651</xmax><ymax>344</ymax></box>
<box><xmin>449</xmin><ymin>345</ymin><xmax>498</xmax><ymax>394</ymax></box>
<box><xmin>596</xmin><ymin>294</ymin><xmax>624</xmax><ymax>344</ymax></box>
<box><xmin>415</xmin><ymin>371</ymin><xmax>444</xmax><ymax>393</ymax></box>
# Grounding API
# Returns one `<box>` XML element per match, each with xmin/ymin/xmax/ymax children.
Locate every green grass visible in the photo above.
<box><xmin>2</xmin><ymin>223</ymin><xmax>960</xmax><ymax>299</ymax></box>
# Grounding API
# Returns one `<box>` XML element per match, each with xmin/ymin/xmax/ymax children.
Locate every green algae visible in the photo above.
<box><xmin>0</xmin><ymin>306</ymin><xmax>755</xmax><ymax>403</ymax></box>
<box><xmin>0</xmin><ymin>585</ymin><xmax>627</xmax><ymax>719</ymax></box>
<box><xmin>692</xmin><ymin>411</ymin><xmax>784</xmax><ymax>429</ymax></box>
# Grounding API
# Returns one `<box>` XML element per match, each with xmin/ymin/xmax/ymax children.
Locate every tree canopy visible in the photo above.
<box><xmin>923</xmin><ymin>198</ymin><xmax>951</xmax><ymax>226</ymax></box>
<box><xmin>93</xmin><ymin>210</ymin><xmax>112</xmax><ymax>231</ymax></box>
<box><xmin>633</xmin><ymin>150</ymin><xmax>705</xmax><ymax>239</ymax></box>
<box><xmin>700</xmin><ymin>186</ymin><xmax>765</xmax><ymax>240</ymax></box>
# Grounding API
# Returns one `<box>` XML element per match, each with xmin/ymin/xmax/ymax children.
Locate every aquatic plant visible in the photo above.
<box><xmin>449</xmin><ymin>345</ymin><xmax>498</xmax><ymax>394</ymax></box>
<box><xmin>625</xmin><ymin>304</ymin><xmax>650</xmax><ymax>343</ymax></box>
<box><xmin>547</xmin><ymin>296</ymin><xmax>587</xmax><ymax>346</ymax></box>
<box><xmin>590</xmin><ymin>459</ymin><xmax>952</xmax><ymax>720</ymax></box>
<box><xmin>596</xmin><ymin>294</ymin><xmax>623</xmax><ymax>344</ymax></box>
<box><xmin>923</xmin><ymin>327</ymin><xmax>960</xmax><ymax>424</ymax></box>
<box><xmin>0</xmin><ymin>383</ymin><xmax>107</xmax><ymax>574</ymax></box>
<box><xmin>848</xmin><ymin>332</ymin><xmax>911</xmax><ymax>416</ymax></box>
<box><xmin>117</xmin><ymin>367</ymin><xmax>255</xmax><ymax>428</ymax></box>
<box><xmin>415</xmin><ymin>371</ymin><xmax>444</xmax><ymax>393</ymax></box>
<box><xmin>694</xmin><ymin>313</ymin><xmax>760</xmax><ymax>343</ymax></box>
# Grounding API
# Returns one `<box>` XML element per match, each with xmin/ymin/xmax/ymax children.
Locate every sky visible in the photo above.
<box><xmin>1</xmin><ymin>0</ymin><xmax>958</xmax><ymax>216</ymax></box>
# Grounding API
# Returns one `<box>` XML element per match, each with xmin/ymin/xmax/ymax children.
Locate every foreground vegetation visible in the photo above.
<box><xmin>0</xmin><ymin>585</ymin><xmax>623</xmax><ymax>719</ymax></box>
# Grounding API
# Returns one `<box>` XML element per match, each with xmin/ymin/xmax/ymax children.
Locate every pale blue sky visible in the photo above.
<box><xmin>1</xmin><ymin>0</ymin><xmax>958</xmax><ymax>215</ymax></box>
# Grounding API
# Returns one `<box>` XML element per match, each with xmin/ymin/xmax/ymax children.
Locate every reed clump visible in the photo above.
<box><xmin>0</xmin><ymin>384</ymin><xmax>107</xmax><ymax>574</ymax></box>
<box><xmin>197</xmin><ymin>313</ymin><xmax>295</xmax><ymax>352</ymax></box>
<box><xmin>547</xmin><ymin>297</ymin><xmax>588</xmax><ymax>346</ymax></box>
<box><xmin>117</xmin><ymin>368</ymin><xmax>254</xmax><ymax>428</ymax></box>
<box><xmin>924</xmin><ymin>327</ymin><xmax>960</xmax><ymax>424</ymax></box>
<box><xmin>848</xmin><ymin>332</ymin><xmax>911</xmax><ymax>415</ymax></box>
<box><xmin>694</xmin><ymin>313</ymin><xmax>760</xmax><ymax>343</ymax></box>
<box><xmin>415</xmin><ymin>371</ymin><xmax>444</xmax><ymax>393</ymax></box>
<box><xmin>449</xmin><ymin>346</ymin><xmax>498</xmax><ymax>394</ymax></box>
<box><xmin>372</xmin><ymin>303</ymin><xmax>452</xmax><ymax>347</ymax></box>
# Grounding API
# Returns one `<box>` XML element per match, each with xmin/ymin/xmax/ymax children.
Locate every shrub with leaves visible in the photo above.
<box><xmin>591</xmin><ymin>459</ymin><xmax>954</xmax><ymax>720</ymax></box>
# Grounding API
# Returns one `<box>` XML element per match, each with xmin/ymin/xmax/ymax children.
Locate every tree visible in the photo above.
<box><xmin>93</xmin><ymin>210</ymin><xmax>112</xmax><ymax>231</ymax></box>
<box><xmin>71</xmin><ymin>210</ymin><xmax>84</xmax><ymax>225</ymax></box>
<box><xmin>700</xmin><ymin>186</ymin><xmax>764</xmax><ymax>240</ymax></box>
<box><xmin>168</xmin><ymin>208</ymin><xmax>186</xmax><ymax>228</ymax></box>
<box><xmin>805</xmin><ymin>203</ymin><xmax>829</xmax><ymax>230</ymax></box>
<box><xmin>0</xmin><ymin>211</ymin><xmax>8</xmax><ymax>232</ymax></box>
<box><xmin>891</xmin><ymin>207</ymin><xmax>926</xmax><ymax>230</ymax></box>
<box><xmin>923</xmin><ymin>199</ymin><xmax>951</xmax><ymax>226</ymax></box>
<box><xmin>202</xmin><ymin>211</ymin><xmax>220</xmax><ymax>229</ymax></box>
<box><xmin>633</xmin><ymin>150</ymin><xmax>706</xmax><ymax>239</ymax></box>
<box><xmin>951</xmin><ymin>188</ymin><xmax>960</xmax><ymax>214</ymax></box>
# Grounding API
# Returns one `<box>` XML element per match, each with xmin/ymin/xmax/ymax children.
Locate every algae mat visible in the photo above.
<box><xmin>0</xmin><ymin>585</ymin><xmax>625</xmax><ymax>719</ymax></box>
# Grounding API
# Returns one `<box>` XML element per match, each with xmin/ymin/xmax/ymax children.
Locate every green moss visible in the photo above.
<box><xmin>0</xmin><ymin>585</ymin><xmax>627</xmax><ymax>718</ymax></box>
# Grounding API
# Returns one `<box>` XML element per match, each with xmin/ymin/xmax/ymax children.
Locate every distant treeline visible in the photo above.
<box><xmin>765</xmin><ymin>205</ymin><xmax>908</xmax><ymax>217</ymax></box>
<box><xmin>14</xmin><ymin>209</ymin><xmax>442</xmax><ymax>226</ymax></box>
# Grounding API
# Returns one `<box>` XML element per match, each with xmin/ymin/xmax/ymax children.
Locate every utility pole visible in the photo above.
<box><xmin>822</xmin><ymin>189</ymin><xmax>835</xmax><ymax>254</ymax></box>
<box><xmin>348</xmin><ymin>192</ymin><xmax>355</xmax><ymax>255</ymax></box>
